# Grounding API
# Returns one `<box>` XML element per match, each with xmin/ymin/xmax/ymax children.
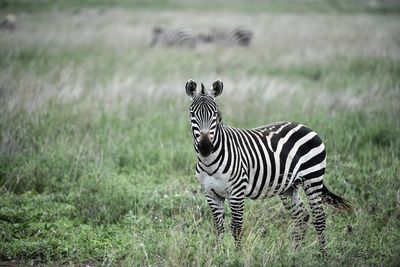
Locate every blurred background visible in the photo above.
<box><xmin>0</xmin><ymin>0</ymin><xmax>399</xmax><ymax>265</ymax></box>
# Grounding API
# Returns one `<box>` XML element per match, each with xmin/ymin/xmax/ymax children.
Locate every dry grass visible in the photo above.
<box><xmin>2</xmin><ymin>11</ymin><xmax>399</xmax><ymax>56</ymax></box>
<box><xmin>1</xmin><ymin>10</ymin><xmax>399</xmax><ymax>117</ymax></box>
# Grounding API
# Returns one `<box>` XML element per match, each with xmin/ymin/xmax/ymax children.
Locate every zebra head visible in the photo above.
<box><xmin>151</xmin><ymin>26</ymin><xmax>164</xmax><ymax>46</ymax></box>
<box><xmin>186</xmin><ymin>79</ymin><xmax>223</xmax><ymax>157</ymax></box>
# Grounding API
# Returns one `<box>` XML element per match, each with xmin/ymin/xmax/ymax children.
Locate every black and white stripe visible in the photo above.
<box><xmin>197</xmin><ymin>27</ymin><xmax>253</xmax><ymax>46</ymax></box>
<box><xmin>151</xmin><ymin>26</ymin><xmax>196</xmax><ymax>48</ymax></box>
<box><xmin>185</xmin><ymin>79</ymin><xmax>352</xmax><ymax>255</ymax></box>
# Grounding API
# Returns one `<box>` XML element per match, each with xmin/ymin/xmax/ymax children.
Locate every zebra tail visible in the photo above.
<box><xmin>321</xmin><ymin>185</ymin><xmax>354</xmax><ymax>214</ymax></box>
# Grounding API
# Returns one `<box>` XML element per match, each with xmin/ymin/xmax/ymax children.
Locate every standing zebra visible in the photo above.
<box><xmin>185</xmin><ymin>79</ymin><xmax>352</xmax><ymax>255</ymax></box>
<box><xmin>150</xmin><ymin>26</ymin><xmax>196</xmax><ymax>48</ymax></box>
<box><xmin>197</xmin><ymin>27</ymin><xmax>253</xmax><ymax>46</ymax></box>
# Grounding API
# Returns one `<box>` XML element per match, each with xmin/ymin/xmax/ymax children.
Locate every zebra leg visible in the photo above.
<box><xmin>229</xmin><ymin>196</ymin><xmax>245</xmax><ymax>249</ymax></box>
<box><xmin>279</xmin><ymin>188</ymin><xmax>310</xmax><ymax>248</ymax></box>
<box><xmin>303</xmin><ymin>176</ymin><xmax>327</xmax><ymax>256</ymax></box>
<box><xmin>206</xmin><ymin>193</ymin><xmax>225</xmax><ymax>242</ymax></box>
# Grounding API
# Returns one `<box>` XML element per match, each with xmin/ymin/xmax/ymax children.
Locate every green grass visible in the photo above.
<box><xmin>1</xmin><ymin>2</ymin><xmax>400</xmax><ymax>266</ymax></box>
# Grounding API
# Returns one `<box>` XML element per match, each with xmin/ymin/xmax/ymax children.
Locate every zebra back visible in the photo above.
<box><xmin>151</xmin><ymin>27</ymin><xmax>196</xmax><ymax>48</ymax></box>
<box><xmin>197</xmin><ymin>27</ymin><xmax>253</xmax><ymax>46</ymax></box>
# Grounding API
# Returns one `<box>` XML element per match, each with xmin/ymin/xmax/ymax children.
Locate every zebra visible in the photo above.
<box><xmin>150</xmin><ymin>26</ymin><xmax>196</xmax><ymax>48</ymax></box>
<box><xmin>0</xmin><ymin>14</ymin><xmax>16</xmax><ymax>32</ymax></box>
<box><xmin>197</xmin><ymin>27</ymin><xmax>253</xmax><ymax>46</ymax></box>
<box><xmin>185</xmin><ymin>79</ymin><xmax>353</xmax><ymax>255</ymax></box>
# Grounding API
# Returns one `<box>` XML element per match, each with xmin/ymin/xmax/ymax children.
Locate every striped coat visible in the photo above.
<box><xmin>151</xmin><ymin>26</ymin><xmax>196</xmax><ymax>48</ymax></box>
<box><xmin>197</xmin><ymin>27</ymin><xmax>253</xmax><ymax>46</ymax></box>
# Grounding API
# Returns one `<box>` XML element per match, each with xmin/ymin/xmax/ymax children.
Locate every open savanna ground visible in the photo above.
<box><xmin>0</xmin><ymin>0</ymin><xmax>399</xmax><ymax>266</ymax></box>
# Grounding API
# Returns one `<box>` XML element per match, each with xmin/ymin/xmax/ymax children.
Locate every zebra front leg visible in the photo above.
<box><xmin>229</xmin><ymin>196</ymin><xmax>245</xmax><ymax>249</ymax></box>
<box><xmin>206</xmin><ymin>193</ymin><xmax>225</xmax><ymax>243</ymax></box>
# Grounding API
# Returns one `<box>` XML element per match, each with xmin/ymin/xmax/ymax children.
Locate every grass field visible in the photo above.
<box><xmin>0</xmin><ymin>0</ymin><xmax>399</xmax><ymax>266</ymax></box>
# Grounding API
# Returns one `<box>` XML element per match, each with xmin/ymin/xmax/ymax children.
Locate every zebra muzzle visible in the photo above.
<box><xmin>198</xmin><ymin>132</ymin><xmax>214</xmax><ymax>157</ymax></box>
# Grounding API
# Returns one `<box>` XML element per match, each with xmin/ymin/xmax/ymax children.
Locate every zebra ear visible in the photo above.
<box><xmin>185</xmin><ymin>79</ymin><xmax>197</xmax><ymax>98</ymax></box>
<box><xmin>211</xmin><ymin>79</ymin><xmax>223</xmax><ymax>98</ymax></box>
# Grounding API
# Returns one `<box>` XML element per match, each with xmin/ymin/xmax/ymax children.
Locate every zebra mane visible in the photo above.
<box><xmin>200</xmin><ymin>83</ymin><xmax>206</xmax><ymax>95</ymax></box>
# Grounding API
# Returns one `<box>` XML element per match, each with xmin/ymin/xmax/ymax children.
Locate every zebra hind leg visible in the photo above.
<box><xmin>280</xmin><ymin>187</ymin><xmax>310</xmax><ymax>249</ymax></box>
<box><xmin>303</xmin><ymin>174</ymin><xmax>327</xmax><ymax>256</ymax></box>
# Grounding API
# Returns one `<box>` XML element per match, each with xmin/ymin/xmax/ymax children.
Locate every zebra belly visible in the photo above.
<box><xmin>244</xmin><ymin>167</ymin><xmax>295</xmax><ymax>199</ymax></box>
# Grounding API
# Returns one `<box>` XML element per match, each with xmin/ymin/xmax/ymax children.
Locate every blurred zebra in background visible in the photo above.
<box><xmin>197</xmin><ymin>27</ymin><xmax>253</xmax><ymax>46</ymax></box>
<box><xmin>0</xmin><ymin>14</ymin><xmax>17</xmax><ymax>32</ymax></box>
<box><xmin>150</xmin><ymin>26</ymin><xmax>196</xmax><ymax>48</ymax></box>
